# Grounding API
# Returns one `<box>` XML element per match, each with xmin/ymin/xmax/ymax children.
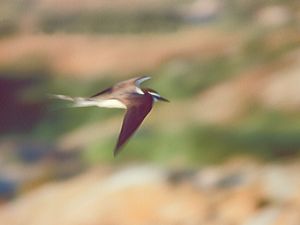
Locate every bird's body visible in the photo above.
<box><xmin>52</xmin><ymin>76</ymin><xmax>168</xmax><ymax>156</ymax></box>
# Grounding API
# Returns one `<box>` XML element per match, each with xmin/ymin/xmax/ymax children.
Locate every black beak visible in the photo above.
<box><xmin>158</xmin><ymin>96</ymin><xmax>170</xmax><ymax>102</ymax></box>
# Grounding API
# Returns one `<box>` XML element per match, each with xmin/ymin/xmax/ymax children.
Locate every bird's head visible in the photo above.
<box><xmin>144</xmin><ymin>88</ymin><xmax>169</xmax><ymax>102</ymax></box>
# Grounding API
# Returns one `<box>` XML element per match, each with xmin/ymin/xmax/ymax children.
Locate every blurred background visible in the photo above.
<box><xmin>0</xmin><ymin>0</ymin><xmax>300</xmax><ymax>224</ymax></box>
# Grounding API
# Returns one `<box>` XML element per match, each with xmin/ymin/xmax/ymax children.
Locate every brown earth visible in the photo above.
<box><xmin>0</xmin><ymin>29</ymin><xmax>240</xmax><ymax>79</ymax></box>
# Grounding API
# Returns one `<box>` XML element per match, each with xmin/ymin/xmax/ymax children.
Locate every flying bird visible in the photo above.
<box><xmin>53</xmin><ymin>76</ymin><xmax>169</xmax><ymax>156</ymax></box>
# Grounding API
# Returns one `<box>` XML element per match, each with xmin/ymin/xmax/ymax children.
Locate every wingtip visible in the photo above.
<box><xmin>113</xmin><ymin>141</ymin><xmax>128</xmax><ymax>157</ymax></box>
<box><xmin>141</xmin><ymin>75</ymin><xmax>151</xmax><ymax>80</ymax></box>
<box><xmin>135</xmin><ymin>76</ymin><xmax>151</xmax><ymax>86</ymax></box>
<box><xmin>113</xmin><ymin>147</ymin><xmax>120</xmax><ymax>157</ymax></box>
<box><xmin>47</xmin><ymin>93</ymin><xmax>60</xmax><ymax>99</ymax></box>
<box><xmin>48</xmin><ymin>94</ymin><xmax>74</xmax><ymax>101</ymax></box>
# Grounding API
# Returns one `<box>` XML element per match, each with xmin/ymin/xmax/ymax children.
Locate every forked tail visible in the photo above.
<box><xmin>50</xmin><ymin>94</ymin><xmax>94</xmax><ymax>107</ymax></box>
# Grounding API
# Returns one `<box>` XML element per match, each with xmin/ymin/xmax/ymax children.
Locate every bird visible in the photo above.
<box><xmin>52</xmin><ymin>76</ymin><xmax>169</xmax><ymax>156</ymax></box>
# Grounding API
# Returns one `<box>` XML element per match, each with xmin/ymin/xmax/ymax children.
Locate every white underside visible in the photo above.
<box><xmin>96</xmin><ymin>99</ymin><xmax>127</xmax><ymax>109</ymax></box>
<box><xmin>52</xmin><ymin>94</ymin><xmax>127</xmax><ymax>109</ymax></box>
<box><xmin>75</xmin><ymin>99</ymin><xmax>127</xmax><ymax>109</ymax></box>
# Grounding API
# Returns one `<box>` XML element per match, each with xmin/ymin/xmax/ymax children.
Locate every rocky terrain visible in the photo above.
<box><xmin>1</xmin><ymin>158</ymin><xmax>300</xmax><ymax>225</ymax></box>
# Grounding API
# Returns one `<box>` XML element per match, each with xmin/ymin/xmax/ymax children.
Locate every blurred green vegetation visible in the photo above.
<box><xmin>40</xmin><ymin>9</ymin><xmax>183</xmax><ymax>34</ymax></box>
<box><xmin>11</xmin><ymin>51</ymin><xmax>300</xmax><ymax>166</ymax></box>
<box><xmin>1</xmin><ymin>0</ymin><xmax>300</xmax><ymax>167</ymax></box>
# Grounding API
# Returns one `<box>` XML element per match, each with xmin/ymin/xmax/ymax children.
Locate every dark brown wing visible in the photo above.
<box><xmin>114</xmin><ymin>93</ymin><xmax>153</xmax><ymax>156</ymax></box>
<box><xmin>89</xmin><ymin>87</ymin><xmax>112</xmax><ymax>98</ymax></box>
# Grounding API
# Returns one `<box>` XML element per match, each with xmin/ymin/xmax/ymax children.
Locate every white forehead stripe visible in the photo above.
<box><xmin>148</xmin><ymin>91</ymin><xmax>160</xmax><ymax>98</ymax></box>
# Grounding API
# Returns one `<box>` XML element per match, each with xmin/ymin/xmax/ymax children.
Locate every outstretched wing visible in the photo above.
<box><xmin>114</xmin><ymin>94</ymin><xmax>153</xmax><ymax>156</ymax></box>
<box><xmin>89</xmin><ymin>76</ymin><xmax>150</xmax><ymax>99</ymax></box>
<box><xmin>135</xmin><ymin>76</ymin><xmax>151</xmax><ymax>87</ymax></box>
<box><xmin>89</xmin><ymin>87</ymin><xmax>112</xmax><ymax>98</ymax></box>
